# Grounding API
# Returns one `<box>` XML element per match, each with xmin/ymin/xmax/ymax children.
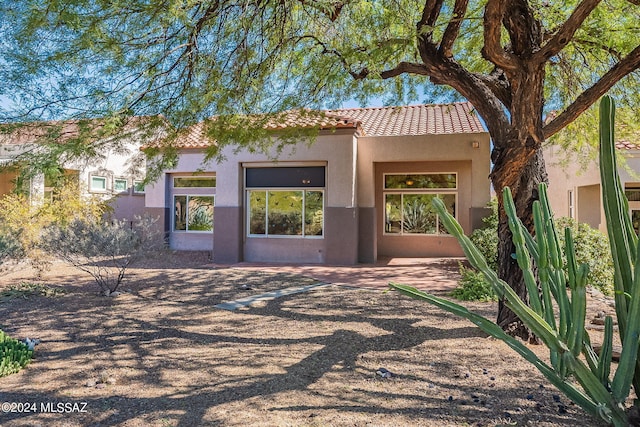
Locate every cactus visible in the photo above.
<box><xmin>0</xmin><ymin>329</ymin><xmax>34</xmax><ymax>378</ymax></box>
<box><xmin>390</xmin><ymin>95</ymin><xmax>637</xmax><ymax>426</ymax></box>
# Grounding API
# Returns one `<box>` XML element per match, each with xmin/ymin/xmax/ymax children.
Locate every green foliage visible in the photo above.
<box><xmin>0</xmin><ymin>329</ymin><xmax>33</xmax><ymax>378</ymax></box>
<box><xmin>466</xmin><ymin>199</ymin><xmax>614</xmax><ymax>296</ymax></box>
<box><xmin>451</xmin><ymin>264</ymin><xmax>497</xmax><ymax>302</ymax></box>
<box><xmin>40</xmin><ymin>215</ymin><xmax>163</xmax><ymax>295</ymax></box>
<box><xmin>391</xmin><ymin>96</ymin><xmax>637</xmax><ymax>426</ymax></box>
<box><xmin>0</xmin><ymin>231</ymin><xmax>22</xmax><ymax>266</ymax></box>
<box><xmin>469</xmin><ymin>199</ymin><xmax>498</xmax><ymax>271</ymax></box>
<box><xmin>0</xmin><ymin>182</ymin><xmax>110</xmax><ymax>278</ymax></box>
<box><xmin>0</xmin><ymin>282</ymin><xmax>66</xmax><ymax>302</ymax></box>
<box><xmin>556</xmin><ymin>217</ymin><xmax>614</xmax><ymax>296</ymax></box>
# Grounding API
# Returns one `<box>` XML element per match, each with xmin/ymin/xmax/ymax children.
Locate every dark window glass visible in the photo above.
<box><xmin>246</xmin><ymin>167</ymin><xmax>325</xmax><ymax>188</ymax></box>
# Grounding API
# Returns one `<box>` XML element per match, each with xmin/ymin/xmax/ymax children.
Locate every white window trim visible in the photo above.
<box><xmin>246</xmin><ymin>189</ymin><xmax>325</xmax><ymax>239</ymax></box>
<box><xmin>568</xmin><ymin>190</ymin><xmax>575</xmax><ymax>219</ymax></box>
<box><xmin>382</xmin><ymin>192</ymin><xmax>458</xmax><ymax>236</ymax></box>
<box><xmin>89</xmin><ymin>175</ymin><xmax>108</xmax><ymax>193</ymax></box>
<box><xmin>132</xmin><ymin>179</ymin><xmax>146</xmax><ymax>195</ymax></box>
<box><xmin>172</xmin><ymin>175</ymin><xmax>217</xmax><ymax>188</ymax></box>
<box><xmin>113</xmin><ymin>177</ymin><xmax>130</xmax><ymax>194</ymax></box>
<box><xmin>173</xmin><ymin>194</ymin><xmax>215</xmax><ymax>233</ymax></box>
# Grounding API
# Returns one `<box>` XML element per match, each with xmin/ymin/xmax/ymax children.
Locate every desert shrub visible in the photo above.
<box><xmin>451</xmin><ymin>264</ymin><xmax>498</xmax><ymax>302</ymax></box>
<box><xmin>466</xmin><ymin>200</ymin><xmax>613</xmax><ymax>295</ymax></box>
<box><xmin>469</xmin><ymin>198</ymin><xmax>498</xmax><ymax>271</ymax></box>
<box><xmin>0</xmin><ymin>282</ymin><xmax>66</xmax><ymax>302</ymax></box>
<box><xmin>555</xmin><ymin>217</ymin><xmax>614</xmax><ymax>295</ymax></box>
<box><xmin>0</xmin><ymin>329</ymin><xmax>33</xmax><ymax>377</ymax></box>
<box><xmin>0</xmin><ymin>229</ymin><xmax>23</xmax><ymax>267</ymax></box>
<box><xmin>40</xmin><ymin>215</ymin><xmax>162</xmax><ymax>295</ymax></box>
<box><xmin>0</xmin><ymin>182</ymin><xmax>109</xmax><ymax>277</ymax></box>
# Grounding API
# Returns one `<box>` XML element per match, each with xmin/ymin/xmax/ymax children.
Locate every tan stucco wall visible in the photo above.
<box><xmin>0</xmin><ymin>170</ymin><xmax>18</xmax><ymax>196</ymax></box>
<box><xmin>145</xmin><ymin>128</ymin><xmax>493</xmax><ymax>261</ymax></box>
<box><xmin>356</xmin><ymin>133</ymin><xmax>491</xmax><ymax>209</ymax></box>
<box><xmin>215</xmin><ymin>131</ymin><xmax>357</xmax><ymax>208</ymax></box>
<box><xmin>545</xmin><ymin>145</ymin><xmax>640</xmax><ymax>232</ymax></box>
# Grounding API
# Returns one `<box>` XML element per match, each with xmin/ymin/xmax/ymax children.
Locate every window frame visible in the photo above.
<box><xmin>382</xmin><ymin>172</ymin><xmax>458</xmax><ymax>237</ymax></box>
<box><xmin>173</xmin><ymin>176</ymin><xmax>217</xmax><ymax>188</ymax></box>
<box><xmin>132</xmin><ymin>179</ymin><xmax>146</xmax><ymax>195</ymax></box>
<box><xmin>89</xmin><ymin>175</ymin><xmax>108</xmax><ymax>193</ymax></box>
<box><xmin>113</xmin><ymin>177</ymin><xmax>130</xmax><ymax>194</ymax></box>
<box><xmin>246</xmin><ymin>189</ymin><xmax>325</xmax><ymax>239</ymax></box>
<box><xmin>383</xmin><ymin>172</ymin><xmax>458</xmax><ymax>190</ymax></box>
<box><xmin>244</xmin><ymin>165</ymin><xmax>326</xmax><ymax>239</ymax></box>
<box><xmin>173</xmin><ymin>194</ymin><xmax>215</xmax><ymax>233</ymax></box>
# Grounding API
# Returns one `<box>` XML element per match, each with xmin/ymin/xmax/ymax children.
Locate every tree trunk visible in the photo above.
<box><xmin>493</xmin><ymin>146</ymin><xmax>548</xmax><ymax>341</ymax></box>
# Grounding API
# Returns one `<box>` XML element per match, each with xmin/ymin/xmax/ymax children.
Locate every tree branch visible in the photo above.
<box><xmin>438</xmin><ymin>0</ymin><xmax>470</xmax><ymax>58</ymax></box>
<box><xmin>482</xmin><ymin>0</ymin><xmax>518</xmax><ymax>71</ymax></box>
<box><xmin>535</xmin><ymin>0</ymin><xmax>602</xmax><ymax>62</ymax></box>
<box><xmin>543</xmin><ymin>44</ymin><xmax>640</xmax><ymax>138</ymax></box>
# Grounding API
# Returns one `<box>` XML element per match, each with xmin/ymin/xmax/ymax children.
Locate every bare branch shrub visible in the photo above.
<box><xmin>41</xmin><ymin>215</ymin><xmax>163</xmax><ymax>295</ymax></box>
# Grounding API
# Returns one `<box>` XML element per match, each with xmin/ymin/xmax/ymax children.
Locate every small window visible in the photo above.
<box><xmin>568</xmin><ymin>190</ymin><xmax>575</xmax><ymax>218</ymax></box>
<box><xmin>625</xmin><ymin>186</ymin><xmax>640</xmax><ymax>202</ymax></box>
<box><xmin>384</xmin><ymin>173</ymin><xmax>457</xmax><ymax>189</ymax></box>
<box><xmin>90</xmin><ymin>176</ymin><xmax>107</xmax><ymax>192</ymax></box>
<box><xmin>173</xmin><ymin>177</ymin><xmax>216</xmax><ymax>188</ymax></box>
<box><xmin>174</xmin><ymin>195</ymin><xmax>214</xmax><ymax>232</ymax></box>
<box><xmin>133</xmin><ymin>180</ymin><xmax>145</xmax><ymax>194</ymax></box>
<box><xmin>114</xmin><ymin>178</ymin><xmax>129</xmax><ymax>193</ymax></box>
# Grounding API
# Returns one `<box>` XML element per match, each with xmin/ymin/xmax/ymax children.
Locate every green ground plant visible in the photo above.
<box><xmin>463</xmin><ymin>198</ymin><xmax>613</xmax><ymax>297</ymax></box>
<box><xmin>390</xmin><ymin>96</ymin><xmax>639</xmax><ymax>426</ymax></box>
<box><xmin>0</xmin><ymin>329</ymin><xmax>33</xmax><ymax>378</ymax></box>
<box><xmin>452</xmin><ymin>264</ymin><xmax>498</xmax><ymax>302</ymax></box>
<box><xmin>556</xmin><ymin>217</ymin><xmax>614</xmax><ymax>296</ymax></box>
<box><xmin>0</xmin><ymin>282</ymin><xmax>66</xmax><ymax>302</ymax></box>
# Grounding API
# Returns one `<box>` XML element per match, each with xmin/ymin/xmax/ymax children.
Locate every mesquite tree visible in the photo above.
<box><xmin>1</xmin><ymin>0</ymin><xmax>639</xmax><ymax>337</ymax></box>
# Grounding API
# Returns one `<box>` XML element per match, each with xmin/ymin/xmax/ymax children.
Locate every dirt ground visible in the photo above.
<box><xmin>0</xmin><ymin>252</ymin><xmax>613</xmax><ymax>426</ymax></box>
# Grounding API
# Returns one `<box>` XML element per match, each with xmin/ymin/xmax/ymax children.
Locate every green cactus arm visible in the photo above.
<box><xmin>388</xmin><ymin>283</ymin><xmax>604</xmax><ymax>420</ymax></box>
<box><xmin>502</xmin><ymin>188</ymin><xmax>544</xmax><ymax>316</ymax></box>
<box><xmin>599</xmin><ymin>95</ymin><xmax>634</xmax><ymax>336</ymax></box>
<box><xmin>563</xmin><ymin>351</ymin><xmax>628</xmax><ymax>426</ymax></box>
<box><xmin>611</xmin><ymin>238</ymin><xmax>640</xmax><ymax>403</ymax></box>
<box><xmin>432</xmin><ymin>197</ymin><xmax>504</xmax><ymax>298</ymax></box>
<box><xmin>568</xmin><ymin>263</ymin><xmax>588</xmax><ymax>358</ymax></box>
<box><xmin>434</xmin><ymin>197</ymin><xmax>566</xmax><ymax>352</ymax></box>
<box><xmin>596</xmin><ymin>317</ymin><xmax>614</xmax><ymax>388</ymax></box>
<box><xmin>532</xmin><ymin>199</ymin><xmax>558</xmax><ymax>331</ymax></box>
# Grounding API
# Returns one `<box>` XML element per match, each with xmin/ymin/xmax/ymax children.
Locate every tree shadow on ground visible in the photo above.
<box><xmin>0</xmin><ymin>267</ymin><xmax>599</xmax><ymax>427</ymax></box>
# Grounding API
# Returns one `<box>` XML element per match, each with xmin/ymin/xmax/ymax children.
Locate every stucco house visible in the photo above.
<box><xmin>545</xmin><ymin>141</ymin><xmax>640</xmax><ymax>233</ymax></box>
<box><xmin>0</xmin><ymin>119</ymin><xmax>152</xmax><ymax>221</ymax></box>
<box><xmin>145</xmin><ymin>102</ymin><xmax>492</xmax><ymax>264</ymax></box>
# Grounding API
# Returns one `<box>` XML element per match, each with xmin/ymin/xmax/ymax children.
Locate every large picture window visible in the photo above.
<box><xmin>245</xmin><ymin>166</ymin><xmax>325</xmax><ymax>238</ymax></box>
<box><xmin>174</xmin><ymin>195</ymin><xmax>215</xmax><ymax>232</ymax></box>
<box><xmin>384</xmin><ymin>173</ymin><xmax>457</xmax><ymax>236</ymax></box>
<box><xmin>248</xmin><ymin>190</ymin><xmax>324</xmax><ymax>237</ymax></box>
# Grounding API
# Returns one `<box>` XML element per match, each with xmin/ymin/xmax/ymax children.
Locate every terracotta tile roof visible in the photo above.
<box><xmin>166</xmin><ymin>102</ymin><xmax>484</xmax><ymax>148</ymax></box>
<box><xmin>328</xmin><ymin>102</ymin><xmax>485</xmax><ymax>136</ymax></box>
<box><xmin>616</xmin><ymin>141</ymin><xmax>640</xmax><ymax>150</ymax></box>
<box><xmin>0</xmin><ymin>116</ymin><xmax>162</xmax><ymax>146</ymax></box>
<box><xmin>263</xmin><ymin>109</ymin><xmax>360</xmax><ymax>131</ymax></box>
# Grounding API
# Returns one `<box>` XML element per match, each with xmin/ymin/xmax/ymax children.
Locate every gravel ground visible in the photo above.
<box><xmin>0</xmin><ymin>252</ymin><xmax>608</xmax><ymax>426</ymax></box>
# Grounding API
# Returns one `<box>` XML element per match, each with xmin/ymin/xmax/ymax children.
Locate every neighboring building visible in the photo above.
<box><xmin>0</xmin><ymin>119</ymin><xmax>153</xmax><ymax>221</ymax></box>
<box><xmin>145</xmin><ymin>102</ymin><xmax>492</xmax><ymax>264</ymax></box>
<box><xmin>545</xmin><ymin>141</ymin><xmax>640</xmax><ymax>233</ymax></box>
